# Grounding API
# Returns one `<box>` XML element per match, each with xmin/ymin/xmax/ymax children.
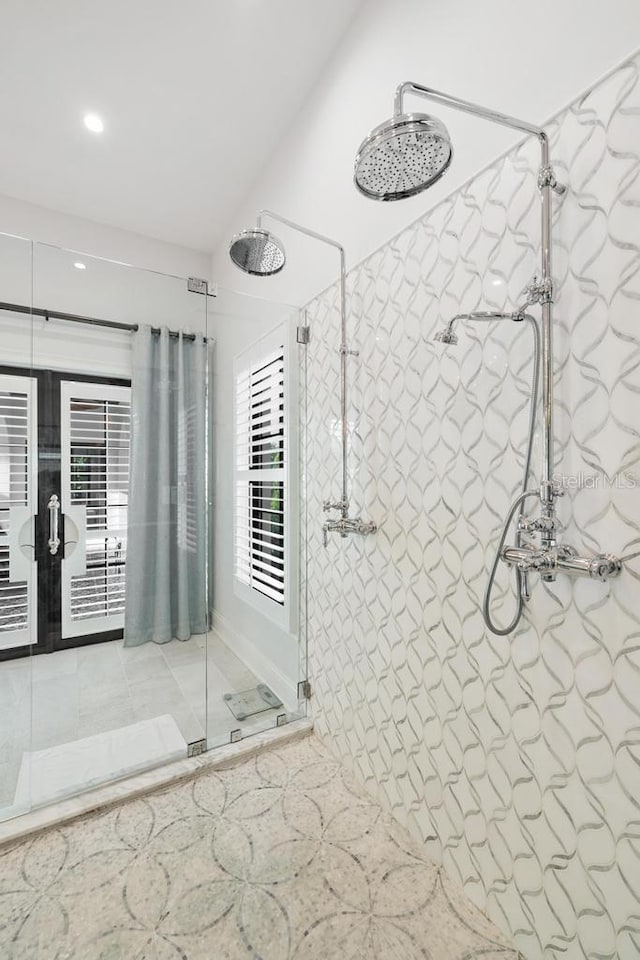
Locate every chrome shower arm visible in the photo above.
<box><xmin>257</xmin><ymin>208</ymin><xmax>346</xmax><ymax>336</ymax></box>
<box><xmin>392</xmin><ymin>83</ymin><xmax>564</xmax><ymax>197</ymax></box>
<box><xmin>452</xmin><ymin>310</ymin><xmax>528</xmax><ymax>323</ymax></box>
<box><xmin>257</xmin><ymin>210</ymin><xmax>345</xmax><ymax>262</ymax></box>
<box><xmin>435</xmin><ymin>310</ymin><xmax>531</xmax><ymax>345</ymax></box>
<box><xmin>393</xmin><ymin>82</ymin><xmax>544</xmax><ymax>140</ymax></box>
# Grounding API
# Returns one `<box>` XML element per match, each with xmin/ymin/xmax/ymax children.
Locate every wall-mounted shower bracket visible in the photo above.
<box><xmin>323</xmin><ymin>497</ymin><xmax>349</xmax><ymax>514</ymax></box>
<box><xmin>522</xmin><ymin>275</ymin><xmax>554</xmax><ymax>307</ymax></box>
<box><xmin>517</xmin><ymin>514</ymin><xmax>558</xmax><ymax>536</ymax></box>
<box><xmin>187</xmin><ymin>277</ymin><xmax>216</xmax><ymax>296</ymax></box>
<box><xmin>537</xmin><ymin>164</ymin><xmax>566</xmax><ymax>196</ymax></box>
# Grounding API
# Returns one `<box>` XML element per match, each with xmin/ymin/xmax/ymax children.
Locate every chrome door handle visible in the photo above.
<box><xmin>47</xmin><ymin>494</ymin><xmax>61</xmax><ymax>556</ymax></box>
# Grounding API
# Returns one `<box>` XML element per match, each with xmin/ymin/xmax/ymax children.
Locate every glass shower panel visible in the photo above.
<box><xmin>22</xmin><ymin>241</ymin><xmax>209</xmax><ymax>809</ymax></box>
<box><xmin>0</xmin><ymin>239</ymin><xmax>310</xmax><ymax>821</ymax></box>
<box><xmin>205</xmin><ymin>287</ymin><xmax>307</xmax><ymax>750</ymax></box>
<box><xmin>297</xmin><ymin>311</ymin><xmax>309</xmax><ymax>714</ymax></box>
<box><xmin>0</xmin><ymin>231</ymin><xmax>35</xmax><ymax>821</ymax></box>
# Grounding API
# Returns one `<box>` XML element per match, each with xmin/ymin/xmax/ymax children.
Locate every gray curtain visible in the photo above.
<box><xmin>124</xmin><ymin>325</ymin><xmax>209</xmax><ymax>646</ymax></box>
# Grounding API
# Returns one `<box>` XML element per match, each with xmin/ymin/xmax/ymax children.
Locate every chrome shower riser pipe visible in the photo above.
<box><xmin>538</xmin><ymin>140</ymin><xmax>557</xmax><ymax>552</ymax></box>
<box><xmin>255</xmin><ymin>212</ymin><xmax>376</xmax><ymax>546</ymax></box>
<box><xmin>257</xmin><ymin>210</ymin><xmax>350</xmax><ymax>520</ymax></box>
<box><xmin>394</xmin><ymin>84</ymin><xmax>565</xmax><ymax>553</ymax></box>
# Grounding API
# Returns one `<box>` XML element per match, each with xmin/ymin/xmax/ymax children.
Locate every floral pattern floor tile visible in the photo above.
<box><xmin>0</xmin><ymin>735</ymin><xmax>518</xmax><ymax>959</ymax></box>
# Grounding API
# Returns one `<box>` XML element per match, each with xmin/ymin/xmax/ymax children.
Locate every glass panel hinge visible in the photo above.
<box><xmin>298</xmin><ymin>680</ymin><xmax>312</xmax><ymax>700</ymax></box>
<box><xmin>187</xmin><ymin>738</ymin><xmax>207</xmax><ymax>757</ymax></box>
<box><xmin>187</xmin><ymin>277</ymin><xmax>217</xmax><ymax>297</ymax></box>
<box><xmin>297</xmin><ymin>325</ymin><xmax>310</xmax><ymax>344</ymax></box>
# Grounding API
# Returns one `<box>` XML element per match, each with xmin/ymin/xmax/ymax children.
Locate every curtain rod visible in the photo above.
<box><xmin>0</xmin><ymin>301</ymin><xmax>208</xmax><ymax>342</ymax></box>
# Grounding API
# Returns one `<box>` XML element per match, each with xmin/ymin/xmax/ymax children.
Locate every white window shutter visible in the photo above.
<box><xmin>234</xmin><ymin>340</ymin><xmax>286</xmax><ymax>610</ymax></box>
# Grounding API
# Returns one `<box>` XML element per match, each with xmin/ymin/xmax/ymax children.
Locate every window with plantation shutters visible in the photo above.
<box><xmin>234</xmin><ymin>327</ymin><xmax>288</xmax><ymax>619</ymax></box>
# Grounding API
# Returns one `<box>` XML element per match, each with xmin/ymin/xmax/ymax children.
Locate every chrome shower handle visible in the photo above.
<box><xmin>47</xmin><ymin>494</ymin><xmax>61</xmax><ymax>556</ymax></box>
<box><xmin>323</xmin><ymin>498</ymin><xmax>348</xmax><ymax>513</ymax></box>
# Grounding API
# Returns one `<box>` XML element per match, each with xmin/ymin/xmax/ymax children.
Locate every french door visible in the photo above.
<box><xmin>0</xmin><ymin>368</ymin><xmax>131</xmax><ymax>658</ymax></box>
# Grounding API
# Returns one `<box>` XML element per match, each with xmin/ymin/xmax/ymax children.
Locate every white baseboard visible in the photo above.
<box><xmin>211</xmin><ymin>610</ymin><xmax>299</xmax><ymax>713</ymax></box>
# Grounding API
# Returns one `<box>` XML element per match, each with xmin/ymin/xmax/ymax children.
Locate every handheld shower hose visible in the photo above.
<box><xmin>482</xmin><ymin>315</ymin><xmax>541</xmax><ymax>635</ymax></box>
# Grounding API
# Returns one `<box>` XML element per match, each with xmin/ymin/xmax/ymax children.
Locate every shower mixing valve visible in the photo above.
<box><xmin>322</xmin><ymin>516</ymin><xmax>377</xmax><ymax>547</ymax></box>
<box><xmin>502</xmin><ymin>543</ymin><xmax>623</xmax><ymax>582</ymax></box>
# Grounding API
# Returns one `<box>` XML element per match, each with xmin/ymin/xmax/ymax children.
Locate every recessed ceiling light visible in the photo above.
<box><xmin>83</xmin><ymin>113</ymin><xmax>104</xmax><ymax>134</ymax></box>
<box><xmin>73</xmin><ymin>261</ymin><xmax>86</xmax><ymax>270</ymax></box>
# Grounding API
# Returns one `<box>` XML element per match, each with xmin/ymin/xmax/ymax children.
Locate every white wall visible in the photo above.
<box><xmin>0</xmin><ymin>193</ymin><xmax>210</xmax><ymax>279</ymax></box>
<box><xmin>212</xmin><ymin>0</ymin><xmax>640</xmax><ymax>307</ymax></box>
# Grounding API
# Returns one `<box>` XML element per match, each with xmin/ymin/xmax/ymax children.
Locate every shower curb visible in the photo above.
<box><xmin>0</xmin><ymin>717</ymin><xmax>313</xmax><ymax>849</ymax></box>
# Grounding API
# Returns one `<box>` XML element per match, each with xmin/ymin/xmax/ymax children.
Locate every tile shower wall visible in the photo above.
<box><xmin>303</xmin><ymin>55</ymin><xmax>640</xmax><ymax>960</ymax></box>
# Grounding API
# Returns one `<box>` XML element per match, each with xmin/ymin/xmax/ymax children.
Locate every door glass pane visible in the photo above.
<box><xmin>62</xmin><ymin>382</ymin><xmax>130</xmax><ymax>638</ymax></box>
<box><xmin>0</xmin><ymin>232</ymin><xmax>34</xmax><ymax>822</ymax></box>
<box><xmin>0</xmin><ymin>383</ymin><xmax>34</xmax><ymax>645</ymax></box>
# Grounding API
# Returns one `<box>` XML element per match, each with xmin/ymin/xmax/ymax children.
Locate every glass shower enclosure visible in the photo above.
<box><xmin>0</xmin><ymin>234</ymin><xmax>308</xmax><ymax>822</ymax></box>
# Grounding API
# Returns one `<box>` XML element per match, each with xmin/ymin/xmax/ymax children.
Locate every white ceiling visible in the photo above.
<box><xmin>0</xmin><ymin>0</ymin><xmax>363</xmax><ymax>253</ymax></box>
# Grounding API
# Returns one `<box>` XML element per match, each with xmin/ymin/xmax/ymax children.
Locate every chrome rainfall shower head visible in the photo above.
<box><xmin>354</xmin><ymin>113</ymin><xmax>453</xmax><ymax>201</ymax></box>
<box><xmin>228</xmin><ymin>228</ymin><xmax>286</xmax><ymax>276</ymax></box>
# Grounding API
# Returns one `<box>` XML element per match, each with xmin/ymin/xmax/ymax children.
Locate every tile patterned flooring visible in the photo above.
<box><xmin>0</xmin><ymin>733</ymin><xmax>518</xmax><ymax>960</ymax></box>
<box><xmin>0</xmin><ymin>632</ymin><xmax>281</xmax><ymax>815</ymax></box>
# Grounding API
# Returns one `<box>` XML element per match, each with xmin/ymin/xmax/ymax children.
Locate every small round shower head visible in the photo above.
<box><xmin>434</xmin><ymin>327</ymin><xmax>458</xmax><ymax>346</ymax></box>
<box><xmin>229</xmin><ymin>228</ymin><xmax>286</xmax><ymax>277</ymax></box>
<box><xmin>354</xmin><ymin>113</ymin><xmax>453</xmax><ymax>201</ymax></box>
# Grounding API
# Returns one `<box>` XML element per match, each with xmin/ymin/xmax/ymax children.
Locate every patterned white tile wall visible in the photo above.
<box><xmin>302</xmin><ymin>54</ymin><xmax>640</xmax><ymax>960</ymax></box>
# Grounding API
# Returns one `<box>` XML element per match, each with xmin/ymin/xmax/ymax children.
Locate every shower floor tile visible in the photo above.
<box><xmin>0</xmin><ymin>631</ymin><xmax>286</xmax><ymax>818</ymax></box>
<box><xmin>0</xmin><ymin>733</ymin><xmax>517</xmax><ymax>960</ymax></box>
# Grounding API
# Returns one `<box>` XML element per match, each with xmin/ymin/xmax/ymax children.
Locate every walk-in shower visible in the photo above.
<box><xmin>229</xmin><ymin>210</ymin><xmax>376</xmax><ymax>547</ymax></box>
<box><xmin>355</xmin><ymin>82</ymin><xmax>625</xmax><ymax>633</ymax></box>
